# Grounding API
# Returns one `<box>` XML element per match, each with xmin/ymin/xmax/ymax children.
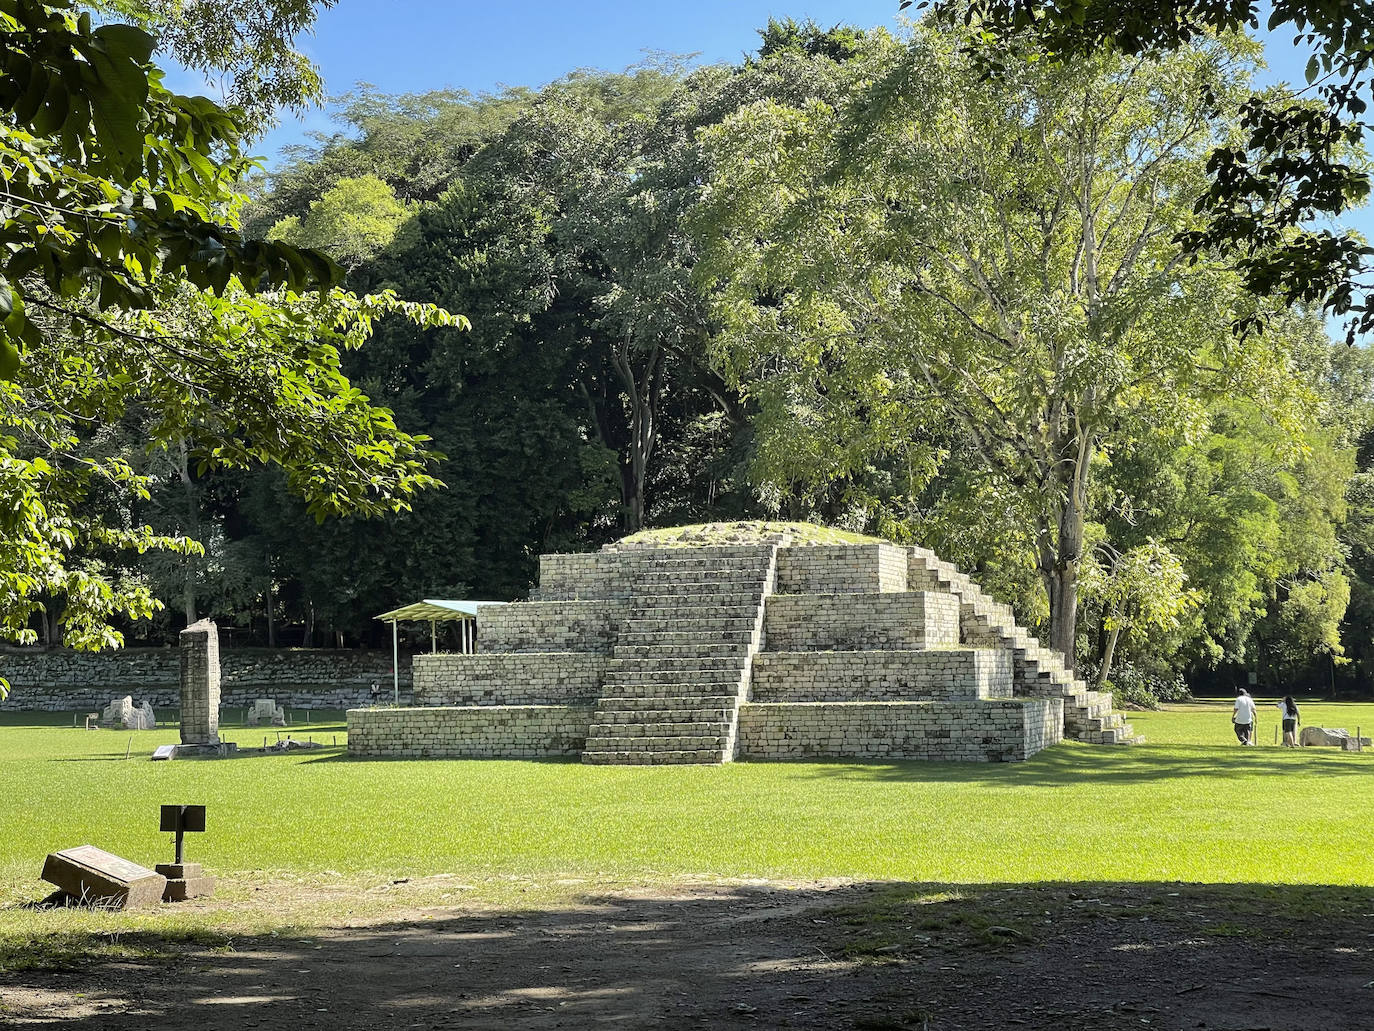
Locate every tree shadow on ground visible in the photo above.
<box><xmin>784</xmin><ymin>741</ymin><xmax>1373</xmax><ymax>787</ymax></box>
<box><xmin>2</xmin><ymin>879</ymin><xmax>1370</xmax><ymax>1030</ymax></box>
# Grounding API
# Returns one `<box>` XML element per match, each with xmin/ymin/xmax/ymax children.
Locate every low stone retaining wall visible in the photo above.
<box><xmin>413</xmin><ymin>653</ymin><xmax>606</xmax><ymax>706</ymax></box>
<box><xmin>346</xmin><ymin>705</ymin><xmax>593</xmax><ymax>758</ymax></box>
<box><xmin>775</xmin><ymin>544</ymin><xmax>907</xmax><ymax>595</ymax></box>
<box><xmin>0</xmin><ymin>648</ymin><xmax>411</xmax><ymax>711</ymax></box>
<box><xmin>764</xmin><ymin>592</ymin><xmax>958</xmax><ymax>651</ymax></box>
<box><xmin>480</xmin><ymin>601</ymin><xmax>627</xmax><ymax>654</ymax></box>
<box><xmin>750</xmin><ymin>649</ymin><xmax>1013</xmax><ymax>702</ymax></box>
<box><xmin>736</xmin><ymin>698</ymin><xmax>1062</xmax><ymax>762</ymax></box>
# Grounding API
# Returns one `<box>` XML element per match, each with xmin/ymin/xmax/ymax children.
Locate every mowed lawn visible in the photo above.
<box><xmin>2</xmin><ymin>698</ymin><xmax>1372</xmax><ymax>896</ymax></box>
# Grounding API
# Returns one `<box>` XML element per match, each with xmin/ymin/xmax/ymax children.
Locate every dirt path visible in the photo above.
<box><xmin>2</xmin><ymin>881</ymin><xmax>1371</xmax><ymax>1030</ymax></box>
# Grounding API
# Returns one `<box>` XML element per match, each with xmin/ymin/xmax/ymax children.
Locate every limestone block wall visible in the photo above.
<box><xmin>750</xmin><ymin>649</ymin><xmax>1013</xmax><ymax>702</ymax></box>
<box><xmin>764</xmin><ymin>592</ymin><xmax>959</xmax><ymax>651</ymax></box>
<box><xmin>413</xmin><ymin>653</ymin><xmax>606</xmax><ymax>706</ymax></box>
<box><xmin>736</xmin><ymin>698</ymin><xmax>1063</xmax><ymax>762</ymax></box>
<box><xmin>533</xmin><ymin>553</ymin><xmax>632</xmax><ymax>601</ymax></box>
<box><xmin>775</xmin><ymin>544</ymin><xmax>908</xmax><ymax>595</ymax></box>
<box><xmin>0</xmin><ymin>647</ymin><xmax>412</xmax><ymax>711</ymax></box>
<box><xmin>480</xmin><ymin>601</ymin><xmax>627</xmax><ymax>654</ymax></box>
<box><xmin>347</xmin><ymin>704</ymin><xmax>593</xmax><ymax>758</ymax></box>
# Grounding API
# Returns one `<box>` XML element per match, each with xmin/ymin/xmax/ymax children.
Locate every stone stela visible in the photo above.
<box><xmin>155</xmin><ymin>804</ymin><xmax>215</xmax><ymax>901</ymax></box>
<box><xmin>179</xmin><ymin>620</ymin><xmax>220</xmax><ymax>747</ymax></box>
<box><xmin>177</xmin><ymin>619</ymin><xmax>236</xmax><ymax>756</ymax></box>
<box><xmin>41</xmin><ymin>845</ymin><xmax>166</xmax><ymax>909</ymax></box>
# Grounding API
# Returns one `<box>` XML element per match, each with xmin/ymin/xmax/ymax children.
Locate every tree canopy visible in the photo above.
<box><xmin>911</xmin><ymin>0</ymin><xmax>1374</xmax><ymax>342</ymax></box>
<box><xmin>0</xmin><ymin>1</ymin><xmax>461</xmax><ymax>679</ymax></box>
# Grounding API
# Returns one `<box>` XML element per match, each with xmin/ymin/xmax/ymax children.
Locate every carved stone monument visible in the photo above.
<box><xmin>246</xmin><ymin>697</ymin><xmax>287</xmax><ymax>726</ymax></box>
<box><xmin>178</xmin><ymin>619</ymin><xmax>234</xmax><ymax>756</ymax></box>
<box><xmin>41</xmin><ymin>845</ymin><xmax>166</xmax><ymax>909</ymax></box>
<box><xmin>100</xmin><ymin>695</ymin><xmax>155</xmax><ymax>730</ymax></box>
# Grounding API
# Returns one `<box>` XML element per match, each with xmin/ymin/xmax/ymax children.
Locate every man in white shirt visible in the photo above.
<box><xmin>1232</xmin><ymin>689</ymin><xmax>1257</xmax><ymax>745</ymax></box>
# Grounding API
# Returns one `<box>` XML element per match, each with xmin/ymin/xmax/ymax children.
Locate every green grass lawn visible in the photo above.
<box><xmin>2</xmin><ymin>699</ymin><xmax>1371</xmax><ymax>897</ymax></box>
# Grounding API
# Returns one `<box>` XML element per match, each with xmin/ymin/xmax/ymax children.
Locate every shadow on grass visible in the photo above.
<box><xmin>779</xmin><ymin>741</ymin><xmax>1374</xmax><ymax>786</ymax></box>
<box><xmin>48</xmin><ymin>747</ymin><xmax>350</xmax><ymax>763</ymax></box>
<box><xmin>2</xmin><ymin>879</ymin><xmax>1370</xmax><ymax>1029</ymax></box>
<box><xmin>301</xmin><ymin>753</ymin><xmax>581</xmax><ymax>765</ymax></box>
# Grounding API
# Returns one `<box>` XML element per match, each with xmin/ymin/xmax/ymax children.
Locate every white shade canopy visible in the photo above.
<box><xmin>374</xmin><ymin>599</ymin><xmax>508</xmax><ymax>622</ymax></box>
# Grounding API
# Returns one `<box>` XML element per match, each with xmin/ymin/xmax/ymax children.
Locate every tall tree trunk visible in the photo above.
<box><xmin>177</xmin><ymin>441</ymin><xmax>199</xmax><ymax>625</ymax></box>
<box><xmin>1095</xmin><ymin>623</ymin><xmax>1122</xmax><ymax>688</ymax></box>
<box><xmin>1041</xmin><ymin>429</ymin><xmax>1095</xmax><ymax>668</ymax></box>
<box><xmin>265</xmin><ymin>577</ymin><xmax>276</xmax><ymax>648</ymax></box>
<box><xmin>609</xmin><ymin>332</ymin><xmax>664</xmax><ymax>533</ymax></box>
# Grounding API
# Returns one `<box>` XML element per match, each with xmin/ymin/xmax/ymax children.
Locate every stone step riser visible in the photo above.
<box><xmin>585</xmin><ymin>735</ymin><xmax>729</xmax><ymax>751</ymax></box>
<box><xmin>628</xmin><ymin>597</ymin><xmax>767</xmax><ymax>612</ymax></box>
<box><xmin>613</xmin><ymin>646</ymin><xmax>754</xmax><ymax>661</ymax></box>
<box><xmin>633</xmin><ymin>576</ymin><xmax>768</xmax><ymax>588</ymax></box>
<box><xmin>595</xmin><ymin>695</ymin><xmax>738</xmax><ymax>711</ymax></box>
<box><xmin>589</xmin><ymin>720</ymin><xmax>732</xmax><ymax>735</ymax></box>
<box><xmin>582</xmin><ymin>750</ymin><xmax>725</xmax><ymax>765</ymax></box>
<box><xmin>598</xmin><ymin>685</ymin><xmax>744</xmax><ymax>700</ymax></box>
<box><xmin>622</xmin><ymin>619</ymin><xmax>761</xmax><ymax>632</ymax></box>
<box><xmin>603</xmin><ymin>669</ymin><xmax>744</xmax><ymax>682</ymax></box>
<box><xmin>617</xmin><ymin>630</ymin><xmax>758</xmax><ymax>643</ymax></box>
<box><xmin>636</xmin><ymin>558</ymin><xmax>777</xmax><ymax>569</ymax></box>
<box><xmin>593</xmin><ymin>711</ymin><xmax>735</xmax><ymax>725</ymax></box>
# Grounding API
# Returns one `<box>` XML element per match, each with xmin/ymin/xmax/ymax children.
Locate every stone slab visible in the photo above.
<box><xmin>151</xmin><ymin>744</ymin><xmax>176</xmax><ymax>761</ymax></box>
<box><xmin>42</xmin><ymin>845</ymin><xmax>166</xmax><ymax>908</ymax></box>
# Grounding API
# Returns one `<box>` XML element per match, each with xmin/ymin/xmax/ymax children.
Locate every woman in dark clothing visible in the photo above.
<box><xmin>1277</xmin><ymin>696</ymin><xmax>1301</xmax><ymax>747</ymax></box>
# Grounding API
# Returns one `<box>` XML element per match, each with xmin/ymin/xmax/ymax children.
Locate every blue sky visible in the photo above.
<box><xmin>243</xmin><ymin>1</ymin><xmax>913</xmax><ymax>162</ymax></box>
<box><xmin>161</xmin><ymin>1</ymin><xmax>1366</xmax><ymax>240</ymax></box>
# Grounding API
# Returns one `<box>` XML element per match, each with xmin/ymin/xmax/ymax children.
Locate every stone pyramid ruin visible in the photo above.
<box><xmin>348</xmin><ymin>523</ymin><xmax>1141</xmax><ymax>763</ymax></box>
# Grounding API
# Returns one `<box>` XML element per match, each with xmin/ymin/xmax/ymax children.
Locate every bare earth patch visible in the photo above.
<box><xmin>1</xmin><ymin>879</ymin><xmax>1371</xmax><ymax>1030</ymax></box>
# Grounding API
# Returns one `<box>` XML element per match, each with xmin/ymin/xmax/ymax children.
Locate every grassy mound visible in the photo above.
<box><xmin>609</xmin><ymin>520</ymin><xmax>889</xmax><ymax>550</ymax></box>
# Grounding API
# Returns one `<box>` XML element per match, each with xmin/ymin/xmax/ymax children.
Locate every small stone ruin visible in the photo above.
<box><xmin>100</xmin><ymin>696</ymin><xmax>155</xmax><ymax>730</ymax></box>
<box><xmin>245</xmin><ymin>697</ymin><xmax>287</xmax><ymax>726</ymax></box>
<box><xmin>348</xmin><ymin>524</ymin><xmax>1142</xmax><ymax>765</ymax></box>
<box><xmin>1300</xmin><ymin>726</ymin><xmax>1371</xmax><ymax>750</ymax></box>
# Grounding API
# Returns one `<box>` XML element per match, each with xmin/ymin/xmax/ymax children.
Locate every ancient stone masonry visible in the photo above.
<box><xmin>348</xmin><ymin>530</ymin><xmax>1138</xmax><ymax>763</ymax></box>
<box><xmin>751</xmin><ymin>650</ymin><xmax>1012</xmax><ymax>703</ymax></box>
<box><xmin>348</xmin><ymin>705</ymin><xmax>592</xmax><ymax>758</ymax></box>
<box><xmin>0</xmin><ymin>647</ymin><xmax>412</xmax><ymax>712</ymax></box>
<box><xmin>765</xmin><ymin>593</ymin><xmax>959</xmax><ymax>651</ymax></box>
<box><xmin>905</xmin><ymin>548</ymin><xmax>1141</xmax><ymax>745</ymax></box>
<box><xmin>737</xmin><ymin>699</ymin><xmax>1063</xmax><ymax>762</ymax></box>
<box><xmin>179</xmin><ymin>620</ymin><xmax>221</xmax><ymax>748</ymax></box>
<box><xmin>414</xmin><ymin>654</ymin><xmax>606</xmax><ymax>706</ymax></box>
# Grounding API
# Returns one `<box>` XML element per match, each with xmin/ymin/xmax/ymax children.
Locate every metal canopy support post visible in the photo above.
<box><xmin>391</xmin><ymin>619</ymin><xmax>399</xmax><ymax>705</ymax></box>
<box><xmin>430</xmin><ymin>620</ymin><xmax>436</xmax><ymax>654</ymax></box>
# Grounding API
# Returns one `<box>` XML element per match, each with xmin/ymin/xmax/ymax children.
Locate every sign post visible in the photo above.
<box><xmin>156</xmin><ymin>804</ymin><xmax>215</xmax><ymax>901</ymax></box>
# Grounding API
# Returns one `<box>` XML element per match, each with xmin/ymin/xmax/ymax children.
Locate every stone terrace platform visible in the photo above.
<box><xmin>348</xmin><ymin>531</ymin><xmax>1139</xmax><ymax>764</ymax></box>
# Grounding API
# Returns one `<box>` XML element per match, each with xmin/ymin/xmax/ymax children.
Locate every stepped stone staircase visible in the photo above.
<box><xmin>583</xmin><ymin>546</ymin><xmax>777</xmax><ymax>765</ymax></box>
<box><xmin>347</xmin><ymin>530</ymin><xmax>1142</xmax><ymax>761</ymax></box>
<box><xmin>906</xmin><ymin>548</ymin><xmax>1142</xmax><ymax>745</ymax></box>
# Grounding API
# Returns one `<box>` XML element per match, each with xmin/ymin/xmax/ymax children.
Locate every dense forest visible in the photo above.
<box><xmin>10</xmin><ymin>14</ymin><xmax>1374</xmax><ymax>703</ymax></box>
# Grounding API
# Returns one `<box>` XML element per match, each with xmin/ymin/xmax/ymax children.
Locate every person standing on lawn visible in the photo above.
<box><xmin>1276</xmin><ymin>696</ymin><xmax>1301</xmax><ymax>747</ymax></box>
<box><xmin>1233</xmin><ymin>688</ymin><xmax>1257</xmax><ymax>745</ymax></box>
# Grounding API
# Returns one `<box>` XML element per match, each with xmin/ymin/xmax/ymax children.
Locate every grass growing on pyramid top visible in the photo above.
<box><xmin>614</xmin><ymin>521</ymin><xmax>890</xmax><ymax>548</ymax></box>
